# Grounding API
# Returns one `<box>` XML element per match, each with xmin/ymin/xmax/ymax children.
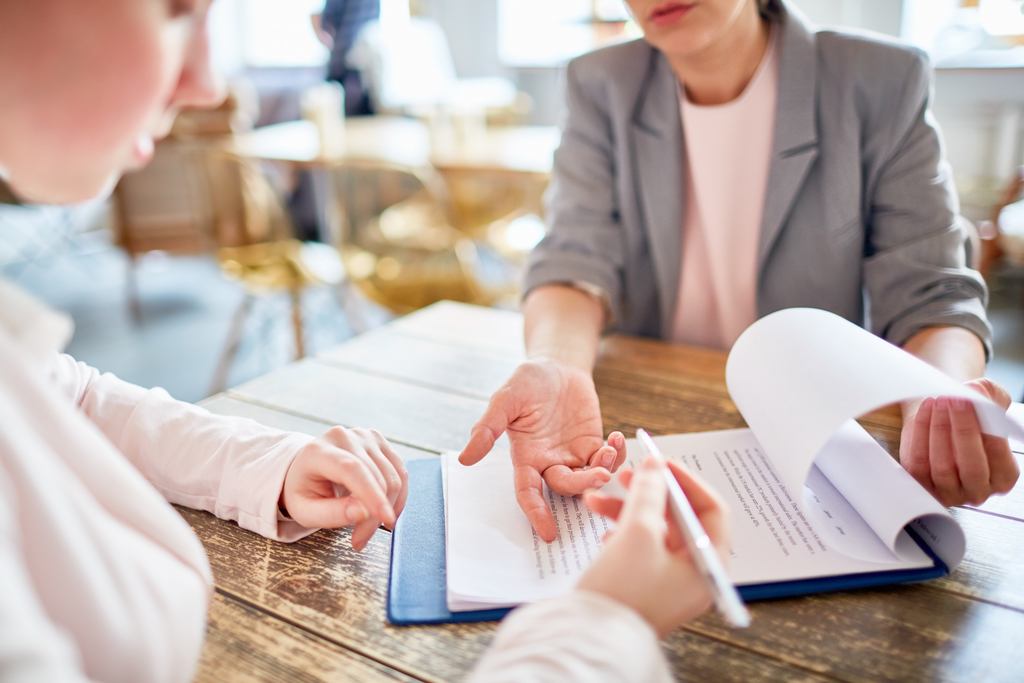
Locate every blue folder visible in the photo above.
<box><xmin>387</xmin><ymin>457</ymin><xmax>948</xmax><ymax>625</ymax></box>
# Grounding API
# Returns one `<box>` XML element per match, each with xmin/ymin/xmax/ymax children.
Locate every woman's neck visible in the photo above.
<box><xmin>668</xmin><ymin>11</ymin><xmax>771</xmax><ymax>106</ymax></box>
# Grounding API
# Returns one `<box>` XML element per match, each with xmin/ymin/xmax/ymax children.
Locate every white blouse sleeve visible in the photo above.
<box><xmin>468</xmin><ymin>590</ymin><xmax>674</xmax><ymax>683</ymax></box>
<box><xmin>48</xmin><ymin>353</ymin><xmax>317</xmax><ymax>541</ymax></box>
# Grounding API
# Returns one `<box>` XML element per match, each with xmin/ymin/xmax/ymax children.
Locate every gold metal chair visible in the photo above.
<box><xmin>327</xmin><ymin>160</ymin><xmax>514</xmax><ymax>314</ymax></box>
<box><xmin>203</xmin><ymin>150</ymin><xmax>345</xmax><ymax>394</ymax></box>
<box><xmin>979</xmin><ymin>165</ymin><xmax>1024</xmax><ymax>282</ymax></box>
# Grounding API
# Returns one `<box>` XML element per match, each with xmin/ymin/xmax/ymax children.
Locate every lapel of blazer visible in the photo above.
<box><xmin>757</xmin><ymin>9</ymin><xmax>820</xmax><ymax>276</ymax></box>
<box><xmin>631</xmin><ymin>49</ymin><xmax>685</xmax><ymax>337</ymax></box>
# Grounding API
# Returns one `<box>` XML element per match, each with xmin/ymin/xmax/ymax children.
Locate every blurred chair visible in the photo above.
<box><xmin>979</xmin><ymin>165</ymin><xmax>1024</xmax><ymax>282</ymax></box>
<box><xmin>112</xmin><ymin>87</ymin><xmax>257</xmax><ymax>321</ymax></box>
<box><xmin>440</xmin><ymin>168</ymin><xmax>548</xmax><ymax>257</ymax></box>
<box><xmin>328</xmin><ymin>160</ymin><xmax>518</xmax><ymax>314</ymax></box>
<box><xmin>112</xmin><ymin>139</ymin><xmax>218</xmax><ymax>321</ymax></box>
<box><xmin>203</xmin><ymin>150</ymin><xmax>346</xmax><ymax>394</ymax></box>
<box><xmin>114</xmin><ymin>88</ymin><xmax>355</xmax><ymax>394</ymax></box>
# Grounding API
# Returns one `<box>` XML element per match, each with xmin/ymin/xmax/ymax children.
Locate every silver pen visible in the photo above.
<box><xmin>635</xmin><ymin>429</ymin><xmax>751</xmax><ymax>628</ymax></box>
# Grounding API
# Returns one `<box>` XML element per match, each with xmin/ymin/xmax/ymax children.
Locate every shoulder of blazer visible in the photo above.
<box><xmin>564</xmin><ymin>39</ymin><xmax>661</xmax><ymax>115</ymax></box>
<box><xmin>814</xmin><ymin>27</ymin><xmax>931</xmax><ymax>98</ymax></box>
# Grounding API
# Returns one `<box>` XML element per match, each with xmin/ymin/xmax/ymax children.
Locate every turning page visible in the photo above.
<box><xmin>725</xmin><ymin>309</ymin><xmax>1024</xmax><ymax>567</ymax></box>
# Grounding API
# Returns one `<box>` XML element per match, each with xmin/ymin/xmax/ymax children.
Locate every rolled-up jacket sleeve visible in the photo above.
<box><xmin>863</xmin><ymin>50</ymin><xmax>992</xmax><ymax>357</ymax></box>
<box><xmin>523</xmin><ymin>57</ymin><xmax>627</xmax><ymax>325</ymax></box>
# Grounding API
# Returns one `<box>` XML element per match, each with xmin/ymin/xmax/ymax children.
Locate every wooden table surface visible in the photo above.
<box><xmin>188</xmin><ymin>301</ymin><xmax>1024</xmax><ymax>682</ymax></box>
<box><xmin>233</xmin><ymin>117</ymin><xmax>559</xmax><ymax>176</ymax></box>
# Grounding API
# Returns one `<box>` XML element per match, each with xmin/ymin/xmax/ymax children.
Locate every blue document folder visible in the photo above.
<box><xmin>387</xmin><ymin>458</ymin><xmax>510</xmax><ymax>624</ymax></box>
<box><xmin>387</xmin><ymin>458</ymin><xmax>948</xmax><ymax>625</ymax></box>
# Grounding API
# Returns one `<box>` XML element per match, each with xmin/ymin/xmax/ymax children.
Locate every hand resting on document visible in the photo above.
<box><xmin>458</xmin><ymin>359</ymin><xmax>629</xmax><ymax>542</ymax></box>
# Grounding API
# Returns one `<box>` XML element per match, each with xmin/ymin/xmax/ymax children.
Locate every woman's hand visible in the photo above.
<box><xmin>578</xmin><ymin>457</ymin><xmax>730</xmax><ymax>637</ymax></box>
<box><xmin>900</xmin><ymin>378</ymin><xmax>1019</xmax><ymax>507</ymax></box>
<box><xmin>281</xmin><ymin>426</ymin><xmax>408</xmax><ymax>551</ymax></box>
<box><xmin>458</xmin><ymin>359</ymin><xmax>627</xmax><ymax>542</ymax></box>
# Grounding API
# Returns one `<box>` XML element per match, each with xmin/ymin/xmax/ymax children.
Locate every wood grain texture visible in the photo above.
<box><xmin>316</xmin><ymin>327</ymin><xmax>518</xmax><ymax>401</ymax></box>
<box><xmin>386</xmin><ymin>301</ymin><xmax>524</xmax><ymax>356</ymax></box>
<box><xmin>199</xmin><ymin>593</ymin><xmax>416</xmax><ymax>682</ymax></box>
<box><xmin>687</xmin><ymin>584</ymin><xmax>1024</xmax><ymax>683</ymax></box>
<box><xmin>183</xmin><ymin>507</ymin><xmax>832</xmax><ymax>683</ymax></box>
<box><xmin>227</xmin><ymin>360</ymin><xmax>486</xmax><ymax>454</ymax></box>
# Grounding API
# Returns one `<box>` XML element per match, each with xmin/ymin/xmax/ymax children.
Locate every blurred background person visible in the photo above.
<box><xmin>313</xmin><ymin>0</ymin><xmax>381</xmax><ymax>116</ymax></box>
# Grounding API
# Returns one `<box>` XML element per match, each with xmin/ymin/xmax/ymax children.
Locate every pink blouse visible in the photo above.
<box><xmin>671</xmin><ymin>31</ymin><xmax>779</xmax><ymax>349</ymax></box>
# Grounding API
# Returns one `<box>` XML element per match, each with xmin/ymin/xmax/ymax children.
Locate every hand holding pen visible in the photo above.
<box><xmin>579</xmin><ymin>434</ymin><xmax>746</xmax><ymax>636</ymax></box>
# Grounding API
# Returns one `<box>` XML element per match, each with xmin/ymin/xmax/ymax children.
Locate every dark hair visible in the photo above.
<box><xmin>757</xmin><ymin>0</ymin><xmax>783</xmax><ymax>19</ymax></box>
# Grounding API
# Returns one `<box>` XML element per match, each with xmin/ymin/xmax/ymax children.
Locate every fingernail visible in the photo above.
<box><xmin>603</xmin><ymin>450</ymin><xmax>615</xmax><ymax>470</ymax></box>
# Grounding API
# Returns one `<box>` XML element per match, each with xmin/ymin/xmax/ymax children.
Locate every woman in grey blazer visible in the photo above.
<box><xmin>460</xmin><ymin>0</ymin><xmax>1018</xmax><ymax>541</ymax></box>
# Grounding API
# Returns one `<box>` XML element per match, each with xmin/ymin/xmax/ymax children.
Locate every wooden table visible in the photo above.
<box><xmin>233</xmin><ymin>117</ymin><xmax>559</xmax><ymax>177</ymax></box>
<box><xmin>188</xmin><ymin>302</ymin><xmax>1024</xmax><ymax>682</ymax></box>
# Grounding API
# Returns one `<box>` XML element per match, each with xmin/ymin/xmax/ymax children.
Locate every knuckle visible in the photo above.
<box><xmin>325</xmin><ymin>425</ymin><xmax>352</xmax><ymax>445</ymax></box>
<box><xmin>338</xmin><ymin>457</ymin><xmax>363</xmax><ymax>475</ymax></box>
<box><xmin>992</xmin><ymin>465</ymin><xmax>1020</xmax><ymax>494</ymax></box>
<box><xmin>931</xmin><ymin>461</ymin><xmax>958</xmax><ymax>481</ymax></box>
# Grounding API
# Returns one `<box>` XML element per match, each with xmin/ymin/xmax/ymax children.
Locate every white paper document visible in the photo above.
<box><xmin>443</xmin><ymin>309</ymin><xmax>1024</xmax><ymax>611</ymax></box>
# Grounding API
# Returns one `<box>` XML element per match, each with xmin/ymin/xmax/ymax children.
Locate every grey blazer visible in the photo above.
<box><xmin>524</xmin><ymin>3</ymin><xmax>992</xmax><ymax>353</ymax></box>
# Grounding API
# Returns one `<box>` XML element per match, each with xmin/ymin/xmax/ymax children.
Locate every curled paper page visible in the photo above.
<box><xmin>725</xmin><ymin>308</ymin><xmax>1024</xmax><ymax>569</ymax></box>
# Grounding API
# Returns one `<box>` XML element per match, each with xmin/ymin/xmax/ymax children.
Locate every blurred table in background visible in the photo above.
<box><xmin>233</xmin><ymin>117</ymin><xmax>558</xmax><ymax>318</ymax></box>
<box><xmin>233</xmin><ymin>116</ymin><xmax>558</xmax><ymax>177</ymax></box>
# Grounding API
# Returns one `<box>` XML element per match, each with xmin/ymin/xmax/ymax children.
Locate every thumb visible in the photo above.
<box><xmin>459</xmin><ymin>390</ymin><xmax>515</xmax><ymax>465</ymax></box>
<box><xmin>966</xmin><ymin>377</ymin><xmax>1012</xmax><ymax>410</ymax></box>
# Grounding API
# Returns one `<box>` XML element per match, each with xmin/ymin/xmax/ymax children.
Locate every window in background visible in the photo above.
<box><xmin>241</xmin><ymin>0</ymin><xmax>329</xmax><ymax>68</ymax></box>
<box><xmin>498</xmin><ymin>0</ymin><xmax>638</xmax><ymax>68</ymax></box>
<box><xmin>902</xmin><ymin>0</ymin><xmax>1024</xmax><ymax>64</ymax></box>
